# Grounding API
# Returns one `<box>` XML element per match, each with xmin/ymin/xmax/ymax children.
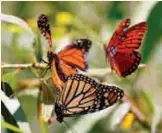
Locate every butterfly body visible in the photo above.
<box><xmin>55</xmin><ymin>74</ymin><xmax>124</xmax><ymax>123</ymax></box>
<box><xmin>47</xmin><ymin>52</ymin><xmax>66</xmax><ymax>91</ymax></box>
<box><xmin>105</xmin><ymin>18</ymin><xmax>147</xmax><ymax>77</ymax></box>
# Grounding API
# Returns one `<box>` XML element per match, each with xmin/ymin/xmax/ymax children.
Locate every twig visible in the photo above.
<box><xmin>1</xmin><ymin>63</ymin><xmax>47</xmax><ymax>69</ymax></box>
<box><xmin>1</xmin><ymin>63</ymin><xmax>146</xmax><ymax>77</ymax></box>
<box><xmin>82</xmin><ymin>64</ymin><xmax>146</xmax><ymax>78</ymax></box>
<box><xmin>123</xmin><ymin>92</ymin><xmax>146</xmax><ymax>122</ymax></box>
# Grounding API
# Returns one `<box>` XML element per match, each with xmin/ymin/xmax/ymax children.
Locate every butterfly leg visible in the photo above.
<box><xmin>41</xmin><ymin>58</ymin><xmax>49</xmax><ymax>64</ymax></box>
<box><xmin>40</xmin><ymin>58</ymin><xmax>51</xmax><ymax>77</ymax></box>
<box><xmin>40</xmin><ymin>67</ymin><xmax>50</xmax><ymax>78</ymax></box>
<box><xmin>108</xmin><ymin>66</ymin><xmax>114</xmax><ymax>76</ymax></box>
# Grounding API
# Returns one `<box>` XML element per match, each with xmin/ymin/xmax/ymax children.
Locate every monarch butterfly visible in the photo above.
<box><xmin>37</xmin><ymin>14</ymin><xmax>92</xmax><ymax>92</ymax></box>
<box><xmin>105</xmin><ymin>18</ymin><xmax>147</xmax><ymax>77</ymax></box>
<box><xmin>55</xmin><ymin>74</ymin><xmax>124</xmax><ymax>123</ymax></box>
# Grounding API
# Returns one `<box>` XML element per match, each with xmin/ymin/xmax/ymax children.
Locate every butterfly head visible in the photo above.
<box><xmin>47</xmin><ymin>51</ymin><xmax>58</xmax><ymax>64</ymax></box>
<box><xmin>107</xmin><ymin>46</ymin><xmax>117</xmax><ymax>57</ymax></box>
<box><xmin>55</xmin><ymin>103</ymin><xmax>64</xmax><ymax>123</ymax></box>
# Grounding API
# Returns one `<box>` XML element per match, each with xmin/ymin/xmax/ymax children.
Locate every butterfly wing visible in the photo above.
<box><xmin>59</xmin><ymin>60</ymin><xmax>78</xmax><ymax>75</ymax></box>
<box><xmin>57</xmin><ymin>39</ymin><xmax>92</xmax><ymax>75</ymax></box>
<box><xmin>110</xmin><ymin>51</ymin><xmax>141</xmax><ymax>77</ymax></box>
<box><xmin>117</xmin><ymin>21</ymin><xmax>147</xmax><ymax>52</ymax></box>
<box><xmin>105</xmin><ymin>18</ymin><xmax>147</xmax><ymax>77</ymax></box>
<box><xmin>106</xmin><ymin>18</ymin><xmax>131</xmax><ymax>49</ymax></box>
<box><xmin>55</xmin><ymin>74</ymin><xmax>124</xmax><ymax>122</ymax></box>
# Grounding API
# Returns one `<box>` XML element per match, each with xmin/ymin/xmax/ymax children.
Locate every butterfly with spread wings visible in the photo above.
<box><xmin>37</xmin><ymin>14</ymin><xmax>92</xmax><ymax>93</ymax></box>
<box><xmin>55</xmin><ymin>74</ymin><xmax>124</xmax><ymax>122</ymax></box>
<box><xmin>105</xmin><ymin>18</ymin><xmax>147</xmax><ymax>77</ymax></box>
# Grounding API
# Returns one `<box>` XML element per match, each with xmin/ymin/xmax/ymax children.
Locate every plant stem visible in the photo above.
<box><xmin>1</xmin><ymin>63</ymin><xmax>47</xmax><ymax>69</ymax></box>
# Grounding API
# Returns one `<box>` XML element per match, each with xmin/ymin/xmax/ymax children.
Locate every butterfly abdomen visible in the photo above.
<box><xmin>48</xmin><ymin>52</ymin><xmax>67</xmax><ymax>91</ymax></box>
<box><xmin>53</xmin><ymin>54</ymin><xmax>67</xmax><ymax>82</ymax></box>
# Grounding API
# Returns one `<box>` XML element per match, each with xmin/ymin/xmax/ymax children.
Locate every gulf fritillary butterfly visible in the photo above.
<box><xmin>37</xmin><ymin>14</ymin><xmax>92</xmax><ymax>93</ymax></box>
<box><xmin>105</xmin><ymin>18</ymin><xmax>147</xmax><ymax>77</ymax></box>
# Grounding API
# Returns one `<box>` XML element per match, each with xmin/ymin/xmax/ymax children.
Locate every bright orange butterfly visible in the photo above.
<box><xmin>105</xmin><ymin>18</ymin><xmax>147</xmax><ymax>77</ymax></box>
<box><xmin>37</xmin><ymin>14</ymin><xmax>92</xmax><ymax>93</ymax></box>
<box><xmin>55</xmin><ymin>74</ymin><xmax>124</xmax><ymax>123</ymax></box>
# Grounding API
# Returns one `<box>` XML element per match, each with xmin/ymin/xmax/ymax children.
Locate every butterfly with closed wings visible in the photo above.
<box><xmin>105</xmin><ymin>18</ymin><xmax>147</xmax><ymax>77</ymax></box>
<box><xmin>37</xmin><ymin>14</ymin><xmax>92</xmax><ymax>93</ymax></box>
<box><xmin>55</xmin><ymin>74</ymin><xmax>124</xmax><ymax>123</ymax></box>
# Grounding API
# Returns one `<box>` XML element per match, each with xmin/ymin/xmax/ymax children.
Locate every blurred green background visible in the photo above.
<box><xmin>1</xmin><ymin>1</ymin><xmax>162</xmax><ymax>133</ymax></box>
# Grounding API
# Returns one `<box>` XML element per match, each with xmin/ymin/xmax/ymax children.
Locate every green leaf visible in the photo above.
<box><xmin>33</xmin><ymin>35</ymin><xmax>43</xmax><ymax>63</ymax></box>
<box><xmin>106</xmin><ymin>2</ymin><xmax>125</xmax><ymax>21</ymax></box>
<box><xmin>1</xmin><ymin>13</ymin><xmax>35</xmax><ymax>39</ymax></box>
<box><xmin>136</xmin><ymin>90</ymin><xmax>154</xmax><ymax>124</ymax></box>
<box><xmin>142</xmin><ymin>2</ymin><xmax>162</xmax><ymax>63</ymax></box>
<box><xmin>2</xmin><ymin>69</ymin><xmax>21</xmax><ymax>89</ymax></box>
<box><xmin>2</xmin><ymin>122</ymin><xmax>24</xmax><ymax>133</ymax></box>
<box><xmin>40</xmin><ymin>120</ymin><xmax>48</xmax><ymax>133</ymax></box>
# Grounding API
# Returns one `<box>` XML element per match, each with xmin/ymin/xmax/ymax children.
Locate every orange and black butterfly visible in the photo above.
<box><xmin>37</xmin><ymin>14</ymin><xmax>92</xmax><ymax>93</ymax></box>
<box><xmin>55</xmin><ymin>74</ymin><xmax>124</xmax><ymax>122</ymax></box>
<box><xmin>105</xmin><ymin>18</ymin><xmax>147</xmax><ymax>77</ymax></box>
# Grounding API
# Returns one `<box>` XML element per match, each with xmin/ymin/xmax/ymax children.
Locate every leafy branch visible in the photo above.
<box><xmin>1</xmin><ymin>63</ymin><xmax>145</xmax><ymax>71</ymax></box>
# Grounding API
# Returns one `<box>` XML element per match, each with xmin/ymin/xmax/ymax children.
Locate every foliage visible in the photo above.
<box><xmin>1</xmin><ymin>1</ymin><xmax>162</xmax><ymax>133</ymax></box>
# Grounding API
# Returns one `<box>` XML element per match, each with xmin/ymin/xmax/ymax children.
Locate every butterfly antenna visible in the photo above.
<box><xmin>63</xmin><ymin>120</ymin><xmax>78</xmax><ymax>133</ymax></box>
